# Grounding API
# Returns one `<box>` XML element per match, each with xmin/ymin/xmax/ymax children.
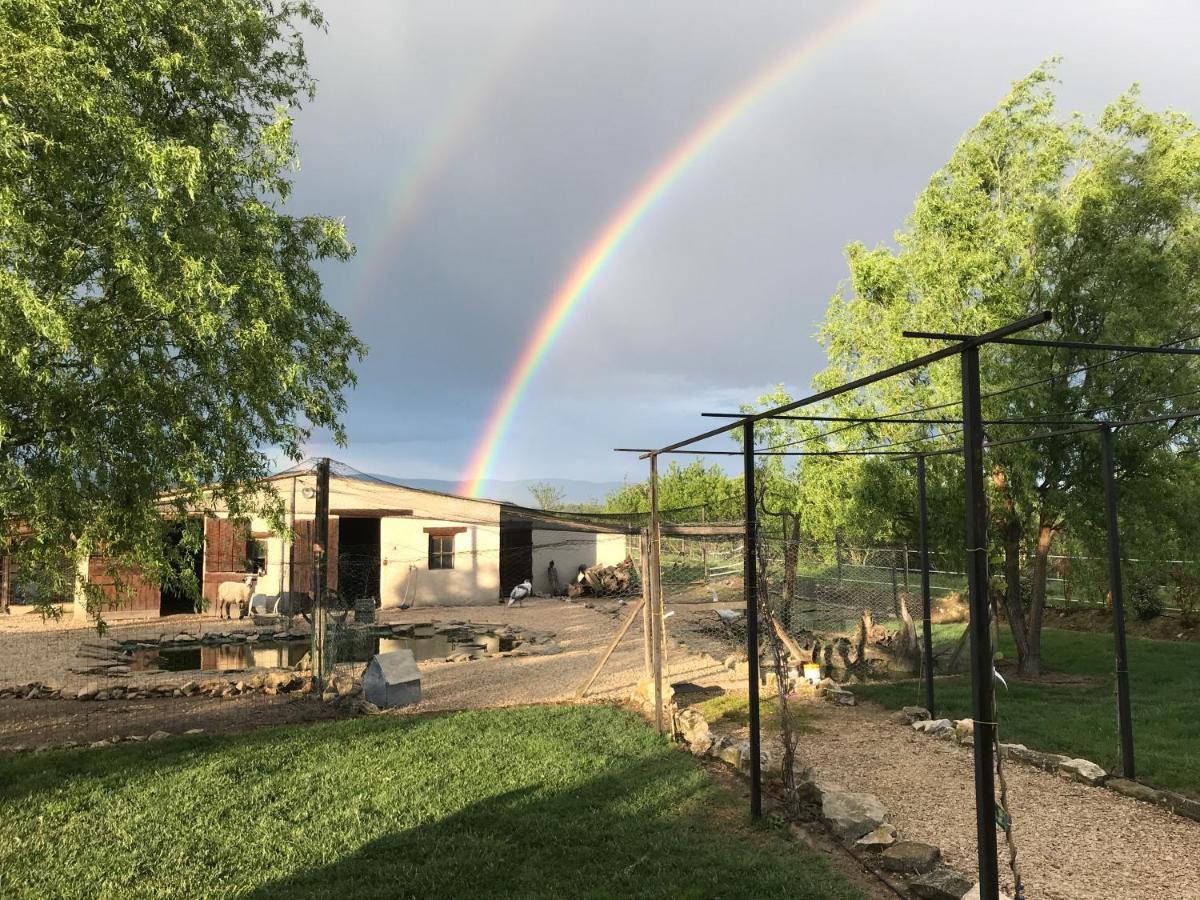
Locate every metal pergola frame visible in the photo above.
<box><xmin>616</xmin><ymin>312</ymin><xmax>1200</xmax><ymax>900</ymax></box>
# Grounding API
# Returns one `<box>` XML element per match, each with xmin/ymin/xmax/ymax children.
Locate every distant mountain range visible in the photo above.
<box><xmin>378</xmin><ymin>476</ymin><xmax>625</xmax><ymax>506</ymax></box>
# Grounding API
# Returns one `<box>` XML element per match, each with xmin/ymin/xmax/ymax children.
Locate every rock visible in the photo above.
<box><xmin>821</xmin><ymin>789</ymin><xmax>888</xmax><ymax>841</ymax></box>
<box><xmin>880</xmin><ymin>841</ymin><xmax>941</xmax><ymax>875</ymax></box>
<box><xmin>356</xmin><ymin>700</ymin><xmax>383</xmax><ymax>716</ymax></box>
<box><xmin>674</xmin><ymin>707</ymin><xmax>714</xmax><ymax>756</ymax></box>
<box><xmin>93</xmin><ymin>690</ymin><xmax>110</xmax><ymax>701</ymax></box>
<box><xmin>954</xmin><ymin>718</ymin><xmax>974</xmax><ymax>745</ymax></box>
<box><xmin>59</xmin><ymin>689</ymin><xmax>77</xmax><ymax>701</ymax></box>
<box><xmin>962</xmin><ymin>883</ymin><xmax>1012</xmax><ymax>900</ymax></box>
<box><xmin>901</xmin><ymin>706</ymin><xmax>931</xmax><ymax>724</ymax></box>
<box><xmin>184</xmin><ymin>728</ymin><xmax>205</xmax><ymax>735</ymax></box>
<box><xmin>910</xmin><ymin>868</ymin><xmax>974</xmax><ymax>900</ymax></box>
<box><xmin>179</xmin><ymin>680</ymin><xmax>200</xmax><ymax>697</ymax></box>
<box><xmin>321</xmin><ymin>688</ymin><xmax>338</xmax><ymax>702</ymax></box>
<box><xmin>126</xmin><ymin>734</ymin><xmax>147</xmax><ymax>742</ymax></box>
<box><xmin>106</xmin><ymin>665</ymin><xmax>131</xmax><ymax>676</ymax></box>
<box><xmin>824</xmin><ymin>687</ymin><xmax>856</xmax><ymax>706</ymax></box>
<box><xmin>795</xmin><ymin>776</ymin><xmax>845</xmax><ymax>807</ymax></box>
<box><xmin>331</xmin><ymin>674</ymin><xmax>357</xmax><ymax>697</ymax></box>
<box><xmin>854</xmin><ymin>824</ymin><xmax>897</xmax><ymax>851</ymax></box>
<box><xmin>147</xmin><ymin>730</ymin><xmax>171</xmax><ymax>741</ymax></box>
<box><xmin>716</xmin><ymin>740</ymin><xmax>749</xmax><ymax>772</ymax></box>
<box><xmin>1005</xmin><ymin>745</ymin><xmax>1068</xmax><ymax>772</ymax></box>
<box><xmin>913</xmin><ymin>718</ymin><xmax>953</xmax><ymax>737</ymax></box>
<box><xmin>76</xmin><ymin>688</ymin><xmax>98</xmax><ymax>701</ymax></box>
<box><xmin>264</xmin><ymin>672</ymin><xmax>296</xmax><ymax>693</ymax></box>
<box><xmin>631</xmin><ymin>677</ymin><xmax>674</xmax><ymax>709</ymax></box>
<box><xmin>89</xmin><ymin>739</ymin><xmax>111</xmax><ymax>748</ymax></box>
<box><xmin>1057</xmin><ymin>757</ymin><xmax>1107</xmax><ymax>786</ymax></box>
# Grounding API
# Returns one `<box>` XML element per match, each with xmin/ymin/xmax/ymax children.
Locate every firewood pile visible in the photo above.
<box><xmin>567</xmin><ymin>558</ymin><xmax>637</xmax><ymax>598</ymax></box>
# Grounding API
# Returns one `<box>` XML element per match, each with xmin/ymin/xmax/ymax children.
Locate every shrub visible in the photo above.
<box><xmin>1129</xmin><ymin>579</ymin><xmax>1164</xmax><ymax>621</ymax></box>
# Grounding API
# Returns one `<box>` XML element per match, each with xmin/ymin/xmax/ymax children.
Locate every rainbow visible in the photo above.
<box><xmin>348</xmin><ymin>9</ymin><xmax>551</xmax><ymax>308</ymax></box>
<box><xmin>459</xmin><ymin>1</ymin><xmax>882</xmax><ymax>496</ymax></box>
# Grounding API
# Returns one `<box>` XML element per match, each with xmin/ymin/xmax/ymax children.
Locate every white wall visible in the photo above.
<box><xmin>531</xmin><ymin>529</ymin><xmax>628</xmax><ymax>595</ymax></box>
<box><xmin>379</xmin><ymin>516</ymin><xmax>501</xmax><ymax>607</ymax></box>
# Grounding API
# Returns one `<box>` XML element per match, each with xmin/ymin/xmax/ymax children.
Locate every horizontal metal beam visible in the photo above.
<box><xmin>902</xmin><ymin>331</ymin><xmax>1200</xmax><ymax>356</ymax></box>
<box><xmin>637</xmin><ymin>311</ymin><xmax>1051</xmax><ymax>459</ymax></box>
<box><xmin>615</xmin><ymin>447</ymin><xmax>936</xmax><ymax>457</ymax></box>
<box><xmin>700</xmin><ymin>412</ymin><xmax>1096</xmax><ymax>427</ymax></box>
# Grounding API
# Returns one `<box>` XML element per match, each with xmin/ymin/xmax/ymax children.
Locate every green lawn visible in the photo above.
<box><xmin>0</xmin><ymin>705</ymin><xmax>865</xmax><ymax>899</ymax></box>
<box><xmin>851</xmin><ymin>626</ymin><xmax>1200</xmax><ymax>797</ymax></box>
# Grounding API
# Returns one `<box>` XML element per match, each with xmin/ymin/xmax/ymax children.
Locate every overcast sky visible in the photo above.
<box><xmin>287</xmin><ymin>0</ymin><xmax>1200</xmax><ymax>485</ymax></box>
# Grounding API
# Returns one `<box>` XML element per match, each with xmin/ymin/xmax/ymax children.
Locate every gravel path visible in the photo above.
<box><xmin>797</xmin><ymin>701</ymin><xmax>1200</xmax><ymax>900</ymax></box>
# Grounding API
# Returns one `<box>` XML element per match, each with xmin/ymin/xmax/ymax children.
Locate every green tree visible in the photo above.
<box><xmin>814</xmin><ymin>61</ymin><xmax>1200</xmax><ymax>674</ymax></box>
<box><xmin>605</xmin><ymin>459</ymin><xmax>741</xmax><ymax>522</ymax></box>
<box><xmin>528</xmin><ymin>482</ymin><xmax>567</xmax><ymax>510</ymax></box>
<box><xmin>0</xmin><ymin>1</ymin><xmax>364</xmax><ymax>619</ymax></box>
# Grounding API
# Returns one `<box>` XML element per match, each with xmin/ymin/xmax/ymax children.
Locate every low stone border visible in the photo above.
<box><xmin>670</xmin><ymin>704</ymin><xmax>985</xmax><ymax>900</ymax></box>
<box><xmin>896</xmin><ymin>706</ymin><xmax>1200</xmax><ymax>825</ymax></box>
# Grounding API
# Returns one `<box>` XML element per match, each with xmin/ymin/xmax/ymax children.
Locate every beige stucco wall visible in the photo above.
<box><xmin>531</xmin><ymin>529</ymin><xmax>628</xmax><ymax>595</ymax></box>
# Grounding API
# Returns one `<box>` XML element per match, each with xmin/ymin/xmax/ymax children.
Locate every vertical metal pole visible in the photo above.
<box><xmin>1100</xmin><ymin>425</ymin><xmax>1136</xmax><ymax>779</ymax></box>
<box><xmin>960</xmin><ymin>348</ymin><xmax>998</xmax><ymax>900</ymax></box>
<box><xmin>917</xmin><ymin>455</ymin><xmax>936</xmax><ymax>718</ymax></box>
<box><xmin>742</xmin><ymin>420</ymin><xmax>762</xmax><ymax>820</ymax></box>
<box><xmin>649</xmin><ymin>455</ymin><xmax>665</xmax><ymax>735</ymax></box>
<box><xmin>312</xmin><ymin>458</ymin><xmax>330</xmax><ymax>693</ymax></box>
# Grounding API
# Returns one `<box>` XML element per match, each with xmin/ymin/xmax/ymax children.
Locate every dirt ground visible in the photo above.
<box><xmin>705</xmin><ymin>698</ymin><xmax>1200</xmax><ymax>900</ymax></box>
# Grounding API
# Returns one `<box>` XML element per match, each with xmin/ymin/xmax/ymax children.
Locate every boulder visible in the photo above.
<box><xmin>962</xmin><ymin>883</ymin><xmax>1012</xmax><ymax>900</ymax></box>
<box><xmin>1005</xmin><ymin>745</ymin><xmax>1068</xmax><ymax>772</ymax></box>
<box><xmin>184</xmin><ymin>728</ymin><xmax>205</xmax><ymax>735</ymax></box>
<box><xmin>901</xmin><ymin>706</ymin><xmax>931</xmax><ymax>724</ymax></box>
<box><xmin>76</xmin><ymin>688</ymin><xmax>98</xmax><ymax>701</ymax></box>
<box><xmin>89</xmin><ymin>739</ymin><xmax>111</xmax><ymax>748</ymax></box>
<box><xmin>1106</xmin><ymin>778</ymin><xmax>1161</xmax><ymax>804</ymax></box>
<box><xmin>854</xmin><ymin>824</ymin><xmax>897</xmax><ymax>851</ymax></box>
<box><xmin>264</xmin><ymin>672</ymin><xmax>296</xmax><ymax>693</ymax></box>
<box><xmin>821</xmin><ymin>789</ymin><xmax>888</xmax><ymax>841</ymax></box>
<box><xmin>674</xmin><ymin>707</ymin><xmax>715</xmax><ymax>756</ymax></box>
<box><xmin>954</xmin><ymin>719</ymin><xmax>974</xmax><ymax>745</ymax></box>
<box><xmin>631</xmin><ymin>677</ymin><xmax>674</xmax><ymax>709</ymax></box>
<box><xmin>147</xmin><ymin>730</ymin><xmax>171</xmax><ymax>741</ymax></box>
<box><xmin>913</xmin><ymin>718</ymin><xmax>953</xmax><ymax>737</ymax></box>
<box><xmin>179</xmin><ymin>680</ymin><xmax>200</xmax><ymax>697</ymax></box>
<box><xmin>910</xmin><ymin>868</ymin><xmax>974</xmax><ymax>900</ymax></box>
<box><xmin>880</xmin><ymin>841</ymin><xmax>941</xmax><ymax>875</ymax></box>
<box><xmin>824</xmin><ymin>687</ymin><xmax>856</xmax><ymax>706</ymax></box>
<box><xmin>1057</xmin><ymin>757</ymin><xmax>1107</xmax><ymax>786</ymax></box>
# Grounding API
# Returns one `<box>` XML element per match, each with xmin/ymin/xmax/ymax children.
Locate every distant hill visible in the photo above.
<box><xmin>378</xmin><ymin>476</ymin><xmax>625</xmax><ymax>507</ymax></box>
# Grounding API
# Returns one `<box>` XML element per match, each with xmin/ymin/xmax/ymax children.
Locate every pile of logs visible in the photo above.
<box><xmin>567</xmin><ymin>558</ymin><xmax>637</xmax><ymax>598</ymax></box>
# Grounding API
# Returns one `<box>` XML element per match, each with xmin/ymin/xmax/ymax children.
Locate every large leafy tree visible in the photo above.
<box><xmin>0</xmin><ymin>1</ymin><xmax>364</xmax><ymax>617</ymax></box>
<box><xmin>814</xmin><ymin>62</ymin><xmax>1200</xmax><ymax>674</ymax></box>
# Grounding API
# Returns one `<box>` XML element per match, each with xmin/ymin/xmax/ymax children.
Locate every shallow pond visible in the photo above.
<box><xmin>128</xmin><ymin>630</ymin><xmax>508</xmax><ymax>673</ymax></box>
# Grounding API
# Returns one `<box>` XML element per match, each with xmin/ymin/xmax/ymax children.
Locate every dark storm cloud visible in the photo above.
<box><xmin>286</xmin><ymin>0</ymin><xmax>1200</xmax><ymax>483</ymax></box>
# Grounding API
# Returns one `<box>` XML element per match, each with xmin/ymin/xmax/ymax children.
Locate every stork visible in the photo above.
<box><xmin>508</xmin><ymin>578</ymin><xmax>532</xmax><ymax>607</ymax></box>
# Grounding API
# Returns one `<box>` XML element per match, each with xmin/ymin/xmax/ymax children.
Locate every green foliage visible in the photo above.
<box><xmin>606</xmin><ymin>459</ymin><xmax>742</xmax><ymax>521</ymax></box>
<box><xmin>0</xmin><ymin>705</ymin><xmax>865</xmax><ymax>899</ymax></box>
<box><xmin>1129</xmin><ymin>578</ymin><xmax>1165</xmax><ymax>621</ymax></box>
<box><xmin>0</xmin><ymin>1</ymin><xmax>364</xmax><ymax>617</ymax></box>
<box><xmin>809</xmin><ymin>61</ymin><xmax>1200</xmax><ymax>670</ymax></box>
<box><xmin>853</xmin><ymin>627</ymin><xmax>1200</xmax><ymax>796</ymax></box>
<box><xmin>527</xmin><ymin>481</ymin><xmax>567</xmax><ymax>510</ymax></box>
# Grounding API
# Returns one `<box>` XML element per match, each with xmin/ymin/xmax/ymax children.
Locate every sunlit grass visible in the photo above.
<box><xmin>0</xmin><ymin>705</ymin><xmax>864</xmax><ymax>899</ymax></box>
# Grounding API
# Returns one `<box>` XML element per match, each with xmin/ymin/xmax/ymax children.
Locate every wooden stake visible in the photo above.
<box><xmin>640</xmin><ymin>530</ymin><xmax>652</xmax><ymax>678</ymax></box>
<box><xmin>576</xmin><ymin>597</ymin><xmax>647</xmax><ymax>698</ymax></box>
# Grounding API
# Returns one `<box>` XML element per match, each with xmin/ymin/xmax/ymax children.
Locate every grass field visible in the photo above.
<box><xmin>851</xmin><ymin>626</ymin><xmax>1200</xmax><ymax>797</ymax></box>
<box><xmin>0</xmin><ymin>705</ymin><xmax>866</xmax><ymax>899</ymax></box>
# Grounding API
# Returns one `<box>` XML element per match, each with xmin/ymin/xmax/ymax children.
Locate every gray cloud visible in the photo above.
<box><xmin>286</xmin><ymin>0</ymin><xmax>1200</xmax><ymax>483</ymax></box>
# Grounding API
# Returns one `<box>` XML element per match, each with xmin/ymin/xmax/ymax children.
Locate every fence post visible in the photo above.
<box><xmin>960</xmin><ymin>347</ymin><xmax>999</xmax><ymax>900</ymax></box>
<box><xmin>640</xmin><ymin>529</ymin><xmax>652</xmax><ymax>679</ymax></box>
<box><xmin>891</xmin><ymin>555</ymin><xmax>900</xmax><ymax>617</ymax></box>
<box><xmin>1100</xmin><ymin>425</ymin><xmax>1136</xmax><ymax>779</ymax></box>
<box><xmin>835</xmin><ymin>529</ymin><xmax>844</xmax><ymax>582</ymax></box>
<box><xmin>917</xmin><ymin>454</ymin><xmax>936</xmax><ymax>717</ymax></box>
<box><xmin>649</xmin><ymin>455</ymin><xmax>665</xmax><ymax>736</ymax></box>
<box><xmin>312</xmin><ymin>458</ymin><xmax>330</xmax><ymax>694</ymax></box>
<box><xmin>742</xmin><ymin>420</ymin><xmax>762</xmax><ymax>820</ymax></box>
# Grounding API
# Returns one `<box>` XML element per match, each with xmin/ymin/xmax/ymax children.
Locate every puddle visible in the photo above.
<box><xmin>127</xmin><ymin>630</ymin><xmax>511</xmax><ymax>673</ymax></box>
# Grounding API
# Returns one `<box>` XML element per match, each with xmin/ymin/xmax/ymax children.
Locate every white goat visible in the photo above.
<box><xmin>218</xmin><ymin>572</ymin><xmax>260</xmax><ymax>620</ymax></box>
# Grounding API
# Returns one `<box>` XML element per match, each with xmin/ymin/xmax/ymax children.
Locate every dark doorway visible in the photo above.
<box><xmin>499</xmin><ymin>527</ymin><xmax>533</xmax><ymax>599</ymax></box>
<box><xmin>337</xmin><ymin>517</ymin><xmax>381</xmax><ymax>605</ymax></box>
<box><xmin>161</xmin><ymin>519</ymin><xmax>204</xmax><ymax>615</ymax></box>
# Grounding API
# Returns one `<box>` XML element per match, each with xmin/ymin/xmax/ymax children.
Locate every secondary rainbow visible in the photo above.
<box><xmin>459</xmin><ymin>1</ymin><xmax>882</xmax><ymax>496</ymax></box>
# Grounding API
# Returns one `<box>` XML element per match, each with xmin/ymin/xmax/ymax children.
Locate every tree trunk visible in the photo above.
<box><xmin>991</xmin><ymin>464</ymin><xmax>1034</xmax><ymax>674</ymax></box>
<box><xmin>1022</xmin><ymin>518</ymin><xmax>1058</xmax><ymax>677</ymax></box>
<box><xmin>781</xmin><ymin>514</ymin><xmax>799</xmax><ymax>628</ymax></box>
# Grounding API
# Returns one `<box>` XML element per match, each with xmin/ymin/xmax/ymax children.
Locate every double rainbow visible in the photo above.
<box><xmin>460</xmin><ymin>1</ymin><xmax>881</xmax><ymax>496</ymax></box>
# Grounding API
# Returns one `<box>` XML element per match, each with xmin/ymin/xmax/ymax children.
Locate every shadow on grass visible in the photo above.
<box><xmin>245</xmin><ymin>759</ymin><xmax>857</xmax><ymax>900</ymax></box>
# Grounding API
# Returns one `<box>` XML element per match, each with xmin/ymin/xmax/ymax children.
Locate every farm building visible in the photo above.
<box><xmin>66</xmin><ymin>464</ymin><xmax>629</xmax><ymax>620</ymax></box>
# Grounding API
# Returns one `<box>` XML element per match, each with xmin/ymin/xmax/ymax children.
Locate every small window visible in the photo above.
<box><xmin>429</xmin><ymin>534</ymin><xmax>455</xmax><ymax>570</ymax></box>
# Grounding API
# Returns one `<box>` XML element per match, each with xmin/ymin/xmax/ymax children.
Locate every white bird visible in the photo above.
<box><xmin>716</xmin><ymin>608</ymin><xmax>742</xmax><ymax>623</ymax></box>
<box><xmin>507</xmin><ymin>579</ymin><xmax>532</xmax><ymax>607</ymax></box>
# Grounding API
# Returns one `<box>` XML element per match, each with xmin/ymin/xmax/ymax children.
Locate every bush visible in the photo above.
<box><xmin>1129</xmin><ymin>579</ymin><xmax>1164</xmax><ymax>621</ymax></box>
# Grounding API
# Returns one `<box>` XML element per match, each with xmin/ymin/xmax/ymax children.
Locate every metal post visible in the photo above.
<box><xmin>1100</xmin><ymin>425</ymin><xmax>1136</xmax><ymax>779</ymax></box>
<box><xmin>649</xmin><ymin>455</ymin><xmax>665</xmax><ymax>735</ymax></box>
<box><xmin>960</xmin><ymin>347</ymin><xmax>998</xmax><ymax>900</ymax></box>
<box><xmin>835</xmin><ymin>529</ymin><xmax>844</xmax><ymax>581</ymax></box>
<box><xmin>312</xmin><ymin>458</ymin><xmax>330</xmax><ymax>693</ymax></box>
<box><xmin>917</xmin><ymin>455</ymin><xmax>936</xmax><ymax>718</ymax></box>
<box><xmin>742</xmin><ymin>420</ymin><xmax>762</xmax><ymax>820</ymax></box>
